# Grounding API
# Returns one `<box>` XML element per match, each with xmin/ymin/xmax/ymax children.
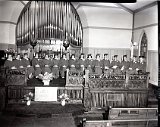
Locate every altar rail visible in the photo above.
<box><xmin>109</xmin><ymin>108</ymin><xmax>158</xmax><ymax>120</ymax></box>
<box><xmin>6</xmin><ymin>85</ymin><xmax>83</xmax><ymax>104</ymax></box>
<box><xmin>83</xmin><ymin>119</ymin><xmax>157</xmax><ymax>127</ymax></box>
<box><xmin>83</xmin><ymin>70</ymin><xmax>150</xmax><ymax>109</ymax></box>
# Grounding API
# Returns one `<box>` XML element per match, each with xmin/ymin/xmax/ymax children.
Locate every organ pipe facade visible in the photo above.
<box><xmin>16</xmin><ymin>1</ymin><xmax>83</xmax><ymax>48</ymax></box>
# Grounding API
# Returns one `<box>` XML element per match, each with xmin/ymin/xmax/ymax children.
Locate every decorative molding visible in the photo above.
<box><xmin>83</xmin><ymin>26</ymin><xmax>132</xmax><ymax>31</ymax></box>
<box><xmin>134</xmin><ymin>1</ymin><xmax>158</xmax><ymax>13</ymax></box>
<box><xmin>134</xmin><ymin>23</ymin><xmax>158</xmax><ymax>30</ymax></box>
<box><xmin>76</xmin><ymin>3</ymin><xmax>120</xmax><ymax>10</ymax></box>
<box><xmin>0</xmin><ymin>21</ymin><xmax>16</xmax><ymax>25</ymax></box>
<box><xmin>114</xmin><ymin>3</ymin><xmax>133</xmax><ymax>14</ymax></box>
<box><xmin>20</xmin><ymin>1</ymin><xmax>26</xmax><ymax>6</ymax></box>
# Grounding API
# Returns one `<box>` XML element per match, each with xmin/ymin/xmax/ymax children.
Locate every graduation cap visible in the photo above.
<box><xmin>104</xmin><ymin>54</ymin><xmax>108</xmax><ymax>56</ymax></box>
<box><xmin>80</xmin><ymin>53</ymin><xmax>84</xmax><ymax>56</ymax></box>
<box><xmin>114</xmin><ymin>55</ymin><xmax>118</xmax><ymax>58</ymax></box>
<box><xmin>133</xmin><ymin>55</ymin><xmax>137</xmax><ymax>58</ymax></box>
<box><xmin>96</xmin><ymin>54</ymin><xmax>100</xmax><ymax>57</ymax></box>
<box><xmin>139</xmin><ymin>56</ymin><xmax>145</xmax><ymax>58</ymax></box>
<box><xmin>62</xmin><ymin>53</ymin><xmax>66</xmax><ymax>56</ymax></box>
<box><xmin>71</xmin><ymin>54</ymin><xmax>75</xmax><ymax>57</ymax></box>
<box><xmin>87</xmin><ymin>54</ymin><xmax>92</xmax><ymax>58</ymax></box>
<box><xmin>123</xmin><ymin>55</ymin><xmax>127</xmax><ymax>58</ymax></box>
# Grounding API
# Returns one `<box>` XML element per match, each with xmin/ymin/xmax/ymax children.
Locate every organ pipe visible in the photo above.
<box><xmin>16</xmin><ymin>1</ymin><xmax>83</xmax><ymax>47</ymax></box>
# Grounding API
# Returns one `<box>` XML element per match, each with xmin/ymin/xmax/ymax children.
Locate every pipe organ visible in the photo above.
<box><xmin>16</xmin><ymin>1</ymin><xmax>83</xmax><ymax>48</ymax></box>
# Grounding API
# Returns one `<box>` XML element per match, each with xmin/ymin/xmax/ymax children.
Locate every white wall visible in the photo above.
<box><xmin>133</xmin><ymin>5</ymin><xmax>158</xmax><ymax>86</ymax></box>
<box><xmin>80</xmin><ymin>6</ymin><xmax>133</xmax><ymax>49</ymax></box>
<box><xmin>0</xmin><ymin>1</ymin><xmax>23</xmax><ymax>49</ymax></box>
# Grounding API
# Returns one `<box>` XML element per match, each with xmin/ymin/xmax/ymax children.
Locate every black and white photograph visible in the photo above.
<box><xmin>0</xmin><ymin>0</ymin><xmax>158</xmax><ymax>127</ymax></box>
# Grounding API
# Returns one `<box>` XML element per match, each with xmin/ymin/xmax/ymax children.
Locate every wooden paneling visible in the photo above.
<box><xmin>0</xmin><ymin>43</ymin><xmax>16</xmax><ymax>50</ymax></box>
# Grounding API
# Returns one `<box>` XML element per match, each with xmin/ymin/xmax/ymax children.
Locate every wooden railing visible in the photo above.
<box><xmin>3</xmin><ymin>69</ymin><xmax>150</xmax><ymax>110</ymax></box>
<box><xmin>6</xmin><ymin>85</ymin><xmax>83</xmax><ymax>104</ymax></box>
<box><xmin>83</xmin><ymin>119</ymin><xmax>158</xmax><ymax>127</ymax></box>
<box><xmin>83</xmin><ymin>70</ymin><xmax>150</xmax><ymax>109</ymax></box>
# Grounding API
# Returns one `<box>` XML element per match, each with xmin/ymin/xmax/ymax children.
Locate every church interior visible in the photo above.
<box><xmin>0</xmin><ymin>0</ymin><xmax>158</xmax><ymax>127</ymax></box>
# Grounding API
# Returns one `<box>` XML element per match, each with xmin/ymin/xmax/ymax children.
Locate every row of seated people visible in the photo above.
<box><xmin>3</xmin><ymin>52</ymin><xmax>146</xmax><ymax>79</ymax></box>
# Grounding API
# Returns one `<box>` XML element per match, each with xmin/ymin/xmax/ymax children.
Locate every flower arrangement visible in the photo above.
<box><xmin>38</xmin><ymin>72</ymin><xmax>53</xmax><ymax>85</ymax></box>
<box><xmin>23</xmin><ymin>92</ymin><xmax>34</xmax><ymax>106</ymax></box>
<box><xmin>58</xmin><ymin>93</ymin><xmax>70</xmax><ymax>106</ymax></box>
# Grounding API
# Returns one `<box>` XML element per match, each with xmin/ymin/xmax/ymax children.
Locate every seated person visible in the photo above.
<box><xmin>32</xmin><ymin>53</ymin><xmax>42</xmax><ymax>78</ymax></box>
<box><xmin>59</xmin><ymin>53</ymin><xmax>68</xmax><ymax>78</ymax></box>
<box><xmin>101</xmin><ymin>53</ymin><xmax>112</xmax><ymax>76</ymax></box>
<box><xmin>41</xmin><ymin>54</ymin><xmax>52</xmax><ymax>74</ymax></box>
<box><xmin>137</xmin><ymin>56</ymin><xmax>146</xmax><ymax>74</ymax></box>
<box><xmin>77</xmin><ymin>53</ymin><xmax>86</xmax><ymax>72</ymax></box>
<box><xmin>92</xmin><ymin>54</ymin><xmax>103</xmax><ymax>75</ymax></box>
<box><xmin>4</xmin><ymin>53</ymin><xmax>16</xmax><ymax>70</ymax></box>
<box><xmin>127</xmin><ymin>55</ymin><xmax>139</xmax><ymax>74</ymax></box>
<box><xmin>51</xmin><ymin>54</ymin><xmax>60</xmax><ymax>79</ymax></box>
<box><xmin>120</xmin><ymin>55</ymin><xmax>130</xmax><ymax>74</ymax></box>
<box><xmin>110</xmin><ymin>55</ymin><xmax>121</xmax><ymax>75</ymax></box>
<box><xmin>68</xmin><ymin>54</ymin><xmax>77</xmax><ymax>73</ymax></box>
<box><xmin>85</xmin><ymin>54</ymin><xmax>93</xmax><ymax>74</ymax></box>
<box><xmin>21</xmin><ymin>53</ymin><xmax>34</xmax><ymax>79</ymax></box>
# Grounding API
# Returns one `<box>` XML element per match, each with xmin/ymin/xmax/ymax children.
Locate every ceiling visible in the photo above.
<box><xmin>21</xmin><ymin>0</ymin><xmax>157</xmax><ymax>13</ymax></box>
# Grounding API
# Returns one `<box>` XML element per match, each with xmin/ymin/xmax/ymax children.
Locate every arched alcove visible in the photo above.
<box><xmin>16</xmin><ymin>1</ymin><xmax>83</xmax><ymax>57</ymax></box>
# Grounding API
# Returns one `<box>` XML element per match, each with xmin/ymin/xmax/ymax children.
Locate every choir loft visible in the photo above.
<box><xmin>0</xmin><ymin>1</ymin><xmax>158</xmax><ymax>127</ymax></box>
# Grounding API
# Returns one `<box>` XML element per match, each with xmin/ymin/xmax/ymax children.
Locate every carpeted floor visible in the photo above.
<box><xmin>0</xmin><ymin>113</ymin><xmax>76</xmax><ymax>127</ymax></box>
<box><xmin>1</xmin><ymin>103</ymin><xmax>85</xmax><ymax>127</ymax></box>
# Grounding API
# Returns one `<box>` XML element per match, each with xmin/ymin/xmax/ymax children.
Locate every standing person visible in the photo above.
<box><xmin>21</xmin><ymin>53</ymin><xmax>34</xmax><ymax>79</ymax></box>
<box><xmin>32</xmin><ymin>53</ymin><xmax>42</xmax><ymax>78</ymax></box>
<box><xmin>52</xmin><ymin>53</ymin><xmax>60</xmax><ymax>79</ymax></box>
<box><xmin>127</xmin><ymin>55</ymin><xmax>139</xmax><ymax>74</ymax></box>
<box><xmin>110</xmin><ymin>55</ymin><xmax>121</xmax><ymax>75</ymax></box>
<box><xmin>120</xmin><ymin>55</ymin><xmax>130</xmax><ymax>74</ymax></box>
<box><xmin>85</xmin><ymin>54</ymin><xmax>93</xmax><ymax>74</ymax></box>
<box><xmin>92</xmin><ymin>54</ymin><xmax>103</xmax><ymax>75</ymax></box>
<box><xmin>101</xmin><ymin>54</ymin><xmax>111</xmax><ymax>76</ymax></box>
<box><xmin>4</xmin><ymin>53</ymin><xmax>16</xmax><ymax>69</ymax></box>
<box><xmin>59</xmin><ymin>53</ymin><xmax>68</xmax><ymax>78</ymax></box>
<box><xmin>77</xmin><ymin>53</ymin><xmax>86</xmax><ymax>72</ymax></box>
<box><xmin>41</xmin><ymin>54</ymin><xmax>52</xmax><ymax>74</ymax></box>
<box><xmin>68</xmin><ymin>54</ymin><xmax>77</xmax><ymax>73</ymax></box>
<box><xmin>13</xmin><ymin>54</ymin><xmax>24</xmax><ymax>71</ymax></box>
<box><xmin>137</xmin><ymin>56</ymin><xmax>146</xmax><ymax>74</ymax></box>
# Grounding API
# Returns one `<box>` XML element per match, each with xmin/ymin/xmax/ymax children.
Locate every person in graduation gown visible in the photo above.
<box><xmin>92</xmin><ymin>54</ymin><xmax>103</xmax><ymax>75</ymax></box>
<box><xmin>59</xmin><ymin>53</ymin><xmax>68</xmax><ymax>78</ymax></box>
<box><xmin>41</xmin><ymin>54</ymin><xmax>52</xmax><ymax>74</ymax></box>
<box><xmin>77</xmin><ymin>53</ymin><xmax>86</xmax><ymax>72</ymax></box>
<box><xmin>68</xmin><ymin>54</ymin><xmax>77</xmax><ymax>73</ymax></box>
<box><xmin>13</xmin><ymin>54</ymin><xmax>24</xmax><ymax>71</ymax></box>
<box><xmin>127</xmin><ymin>55</ymin><xmax>139</xmax><ymax>74</ymax></box>
<box><xmin>137</xmin><ymin>56</ymin><xmax>146</xmax><ymax>74</ymax></box>
<box><xmin>4</xmin><ymin>53</ymin><xmax>16</xmax><ymax>70</ymax></box>
<box><xmin>21</xmin><ymin>53</ymin><xmax>34</xmax><ymax>79</ymax></box>
<box><xmin>120</xmin><ymin>55</ymin><xmax>130</xmax><ymax>74</ymax></box>
<box><xmin>110</xmin><ymin>55</ymin><xmax>121</xmax><ymax>75</ymax></box>
<box><xmin>51</xmin><ymin>54</ymin><xmax>60</xmax><ymax>79</ymax></box>
<box><xmin>32</xmin><ymin>53</ymin><xmax>42</xmax><ymax>78</ymax></box>
<box><xmin>101</xmin><ymin>54</ymin><xmax>112</xmax><ymax>76</ymax></box>
<box><xmin>85</xmin><ymin>54</ymin><xmax>93</xmax><ymax>74</ymax></box>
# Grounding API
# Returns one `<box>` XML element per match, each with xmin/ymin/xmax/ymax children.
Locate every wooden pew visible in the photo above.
<box><xmin>109</xmin><ymin>108</ymin><xmax>158</xmax><ymax>120</ymax></box>
<box><xmin>83</xmin><ymin>119</ymin><xmax>157</xmax><ymax>127</ymax></box>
